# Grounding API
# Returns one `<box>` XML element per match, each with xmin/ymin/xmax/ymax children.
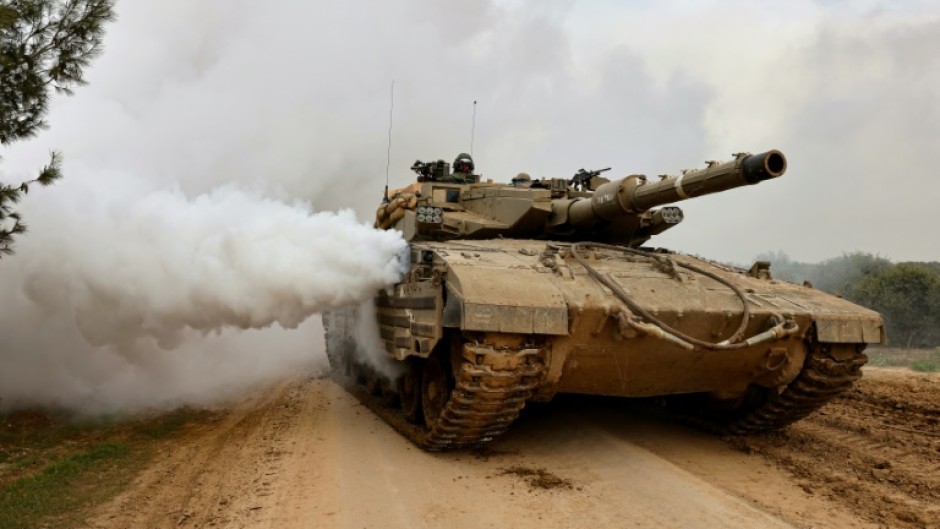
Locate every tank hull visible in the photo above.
<box><xmin>323</xmin><ymin>239</ymin><xmax>883</xmax><ymax>450</ymax></box>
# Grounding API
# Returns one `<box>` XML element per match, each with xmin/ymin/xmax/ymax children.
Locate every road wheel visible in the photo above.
<box><xmin>399</xmin><ymin>361</ymin><xmax>422</xmax><ymax>423</ymax></box>
<box><xmin>349</xmin><ymin>359</ymin><xmax>365</xmax><ymax>386</ymax></box>
<box><xmin>340</xmin><ymin>347</ymin><xmax>354</xmax><ymax>380</ymax></box>
<box><xmin>326</xmin><ymin>336</ymin><xmax>354</xmax><ymax>382</ymax></box>
<box><xmin>422</xmin><ymin>355</ymin><xmax>452</xmax><ymax>428</ymax></box>
<box><xmin>380</xmin><ymin>378</ymin><xmax>400</xmax><ymax>407</ymax></box>
<box><xmin>365</xmin><ymin>369</ymin><xmax>382</xmax><ymax>395</ymax></box>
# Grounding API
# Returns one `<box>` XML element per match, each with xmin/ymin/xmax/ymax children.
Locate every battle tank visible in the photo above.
<box><xmin>323</xmin><ymin>150</ymin><xmax>884</xmax><ymax>450</ymax></box>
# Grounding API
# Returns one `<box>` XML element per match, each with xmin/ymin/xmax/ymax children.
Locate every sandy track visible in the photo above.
<box><xmin>87</xmin><ymin>367</ymin><xmax>936</xmax><ymax>529</ymax></box>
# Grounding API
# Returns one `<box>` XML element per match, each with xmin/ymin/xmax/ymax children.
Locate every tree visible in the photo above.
<box><xmin>814</xmin><ymin>251</ymin><xmax>892</xmax><ymax>296</ymax></box>
<box><xmin>756</xmin><ymin>250</ymin><xmax>892</xmax><ymax>296</ymax></box>
<box><xmin>0</xmin><ymin>0</ymin><xmax>115</xmax><ymax>256</ymax></box>
<box><xmin>851</xmin><ymin>263</ymin><xmax>940</xmax><ymax>348</ymax></box>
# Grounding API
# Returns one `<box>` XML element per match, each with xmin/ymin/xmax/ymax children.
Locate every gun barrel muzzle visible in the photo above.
<box><xmin>740</xmin><ymin>150</ymin><xmax>787</xmax><ymax>183</ymax></box>
<box><xmin>629</xmin><ymin>149</ymin><xmax>787</xmax><ymax>212</ymax></box>
<box><xmin>561</xmin><ymin>150</ymin><xmax>786</xmax><ymax>227</ymax></box>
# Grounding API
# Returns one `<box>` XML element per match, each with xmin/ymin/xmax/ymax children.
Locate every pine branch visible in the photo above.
<box><xmin>0</xmin><ymin>1</ymin><xmax>115</xmax><ymax>259</ymax></box>
<box><xmin>35</xmin><ymin>149</ymin><xmax>62</xmax><ymax>185</ymax></box>
<box><xmin>0</xmin><ymin>150</ymin><xmax>64</xmax><ymax>258</ymax></box>
<box><xmin>1</xmin><ymin>0</ymin><xmax>117</xmax><ymax>142</ymax></box>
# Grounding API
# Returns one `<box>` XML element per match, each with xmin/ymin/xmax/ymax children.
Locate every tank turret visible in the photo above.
<box><xmin>379</xmin><ymin>150</ymin><xmax>787</xmax><ymax>246</ymax></box>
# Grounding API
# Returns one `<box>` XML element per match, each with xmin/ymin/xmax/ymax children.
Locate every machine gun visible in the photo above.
<box><xmin>570</xmin><ymin>167</ymin><xmax>611</xmax><ymax>191</ymax></box>
<box><xmin>410</xmin><ymin>160</ymin><xmax>450</xmax><ymax>182</ymax></box>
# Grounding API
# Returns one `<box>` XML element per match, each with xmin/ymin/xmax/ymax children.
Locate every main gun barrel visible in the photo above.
<box><xmin>564</xmin><ymin>150</ymin><xmax>786</xmax><ymax>227</ymax></box>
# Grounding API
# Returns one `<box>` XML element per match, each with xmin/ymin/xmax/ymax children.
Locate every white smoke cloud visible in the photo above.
<box><xmin>20</xmin><ymin>185</ymin><xmax>407</xmax><ymax>349</ymax></box>
<box><xmin>1</xmin><ymin>0</ymin><xmax>938</xmax><ymax>411</ymax></box>
<box><xmin>0</xmin><ymin>170</ymin><xmax>407</xmax><ymax>412</ymax></box>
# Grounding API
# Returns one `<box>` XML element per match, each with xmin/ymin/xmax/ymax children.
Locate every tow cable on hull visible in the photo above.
<box><xmin>568</xmin><ymin>242</ymin><xmax>800</xmax><ymax>351</ymax></box>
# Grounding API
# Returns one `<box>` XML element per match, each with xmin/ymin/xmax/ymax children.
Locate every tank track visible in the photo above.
<box><xmin>681</xmin><ymin>341</ymin><xmax>868</xmax><ymax>434</ymax></box>
<box><xmin>336</xmin><ymin>343</ymin><xmax>545</xmax><ymax>451</ymax></box>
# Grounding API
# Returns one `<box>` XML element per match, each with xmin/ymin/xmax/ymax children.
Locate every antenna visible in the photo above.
<box><xmin>383</xmin><ymin>80</ymin><xmax>395</xmax><ymax>203</ymax></box>
<box><xmin>470</xmin><ymin>100</ymin><xmax>477</xmax><ymax>156</ymax></box>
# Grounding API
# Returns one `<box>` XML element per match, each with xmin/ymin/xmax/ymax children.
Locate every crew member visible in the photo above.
<box><xmin>511</xmin><ymin>172</ymin><xmax>532</xmax><ymax>187</ymax></box>
<box><xmin>440</xmin><ymin>153</ymin><xmax>475</xmax><ymax>183</ymax></box>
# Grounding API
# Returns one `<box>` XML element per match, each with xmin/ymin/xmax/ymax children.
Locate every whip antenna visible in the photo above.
<box><xmin>470</xmin><ymin>100</ymin><xmax>477</xmax><ymax>156</ymax></box>
<box><xmin>384</xmin><ymin>80</ymin><xmax>395</xmax><ymax>203</ymax></box>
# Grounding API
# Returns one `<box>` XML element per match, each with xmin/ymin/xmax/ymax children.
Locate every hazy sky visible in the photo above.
<box><xmin>1</xmin><ymin>0</ymin><xmax>937</xmax><ymax>411</ymax></box>
<box><xmin>4</xmin><ymin>0</ymin><xmax>938</xmax><ymax>263</ymax></box>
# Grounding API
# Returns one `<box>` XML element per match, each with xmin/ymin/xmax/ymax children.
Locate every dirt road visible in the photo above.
<box><xmin>87</xmin><ymin>367</ymin><xmax>937</xmax><ymax>529</ymax></box>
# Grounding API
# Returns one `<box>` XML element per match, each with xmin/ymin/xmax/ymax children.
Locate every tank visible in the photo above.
<box><xmin>323</xmin><ymin>150</ymin><xmax>884</xmax><ymax>450</ymax></box>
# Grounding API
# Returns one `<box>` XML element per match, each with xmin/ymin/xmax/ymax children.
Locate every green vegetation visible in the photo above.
<box><xmin>1</xmin><ymin>0</ymin><xmax>116</xmax><ymax>257</ymax></box>
<box><xmin>756</xmin><ymin>250</ymin><xmax>892</xmax><ymax>296</ymax></box>
<box><xmin>853</xmin><ymin>264</ymin><xmax>940</xmax><ymax>348</ymax></box>
<box><xmin>0</xmin><ymin>408</ymin><xmax>205</xmax><ymax>529</ymax></box>
<box><xmin>758</xmin><ymin>251</ymin><xmax>940</xmax><ymax>349</ymax></box>
<box><xmin>911</xmin><ymin>361</ymin><xmax>940</xmax><ymax>373</ymax></box>
<box><xmin>866</xmin><ymin>348</ymin><xmax>940</xmax><ymax>371</ymax></box>
<box><xmin>0</xmin><ymin>443</ymin><xmax>130</xmax><ymax>529</ymax></box>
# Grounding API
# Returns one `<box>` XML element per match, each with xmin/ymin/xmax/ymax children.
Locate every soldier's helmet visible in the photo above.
<box><xmin>453</xmin><ymin>153</ymin><xmax>474</xmax><ymax>173</ymax></box>
<box><xmin>511</xmin><ymin>172</ymin><xmax>531</xmax><ymax>186</ymax></box>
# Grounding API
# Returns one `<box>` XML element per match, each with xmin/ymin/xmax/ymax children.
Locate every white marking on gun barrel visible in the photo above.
<box><xmin>674</xmin><ymin>173</ymin><xmax>690</xmax><ymax>199</ymax></box>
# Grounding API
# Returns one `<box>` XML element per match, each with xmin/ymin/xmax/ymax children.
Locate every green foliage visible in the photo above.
<box><xmin>0</xmin><ymin>150</ymin><xmax>61</xmax><ymax>255</ymax></box>
<box><xmin>757</xmin><ymin>250</ymin><xmax>892</xmax><ymax>295</ymax></box>
<box><xmin>851</xmin><ymin>263</ymin><xmax>940</xmax><ymax>348</ymax></box>
<box><xmin>0</xmin><ymin>0</ymin><xmax>115</xmax><ymax>257</ymax></box>
<box><xmin>815</xmin><ymin>252</ymin><xmax>893</xmax><ymax>296</ymax></box>
<box><xmin>910</xmin><ymin>360</ymin><xmax>939</xmax><ymax>372</ymax></box>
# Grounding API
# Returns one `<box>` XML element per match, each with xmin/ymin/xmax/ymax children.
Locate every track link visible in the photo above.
<box><xmin>676</xmin><ymin>340</ymin><xmax>869</xmax><ymax>434</ymax></box>
<box><xmin>338</xmin><ymin>342</ymin><xmax>545</xmax><ymax>451</ymax></box>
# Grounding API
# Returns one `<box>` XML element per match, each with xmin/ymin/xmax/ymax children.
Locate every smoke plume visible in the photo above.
<box><xmin>0</xmin><ymin>177</ymin><xmax>407</xmax><ymax>412</ymax></box>
<box><xmin>21</xmin><ymin>186</ymin><xmax>407</xmax><ymax>349</ymax></box>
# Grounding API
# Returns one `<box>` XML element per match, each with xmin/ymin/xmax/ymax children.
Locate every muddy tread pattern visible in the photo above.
<box><xmin>722</xmin><ymin>342</ymin><xmax>869</xmax><ymax>434</ymax></box>
<box><xmin>338</xmin><ymin>344</ymin><xmax>545</xmax><ymax>451</ymax></box>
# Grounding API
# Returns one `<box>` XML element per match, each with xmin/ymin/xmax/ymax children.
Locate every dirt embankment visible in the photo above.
<box><xmin>83</xmin><ymin>367</ymin><xmax>937</xmax><ymax>529</ymax></box>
